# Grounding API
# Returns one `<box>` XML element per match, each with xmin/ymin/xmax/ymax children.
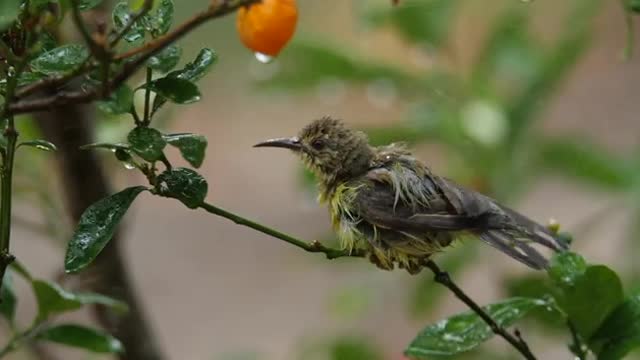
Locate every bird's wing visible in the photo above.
<box><xmin>355</xmin><ymin>167</ymin><xmax>567</xmax><ymax>270</ymax></box>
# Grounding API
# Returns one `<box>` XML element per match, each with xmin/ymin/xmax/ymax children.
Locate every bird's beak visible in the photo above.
<box><xmin>253</xmin><ymin>137</ymin><xmax>302</xmax><ymax>151</ymax></box>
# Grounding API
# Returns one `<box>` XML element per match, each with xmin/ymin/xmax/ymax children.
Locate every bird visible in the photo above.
<box><xmin>254</xmin><ymin>117</ymin><xmax>568</xmax><ymax>274</ymax></box>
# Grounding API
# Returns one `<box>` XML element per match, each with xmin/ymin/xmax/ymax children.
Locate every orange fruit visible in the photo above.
<box><xmin>236</xmin><ymin>0</ymin><xmax>298</xmax><ymax>57</ymax></box>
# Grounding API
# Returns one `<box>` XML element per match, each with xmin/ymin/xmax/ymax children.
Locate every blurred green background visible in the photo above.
<box><xmin>6</xmin><ymin>0</ymin><xmax>640</xmax><ymax>359</ymax></box>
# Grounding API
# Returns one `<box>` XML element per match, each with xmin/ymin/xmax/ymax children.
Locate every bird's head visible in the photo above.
<box><xmin>254</xmin><ymin>117</ymin><xmax>374</xmax><ymax>184</ymax></box>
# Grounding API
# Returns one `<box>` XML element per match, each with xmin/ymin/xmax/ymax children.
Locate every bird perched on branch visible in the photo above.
<box><xmin>254</xmin><ymin>117</ymin><xmax>567</xmax><ymax>274</ymax></box>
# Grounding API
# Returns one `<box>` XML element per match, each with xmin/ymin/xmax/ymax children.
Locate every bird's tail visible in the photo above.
<box><xmin>477</xmin><ymin>206</ymin><xmax>569</xmax><ymax>270</ymax></box>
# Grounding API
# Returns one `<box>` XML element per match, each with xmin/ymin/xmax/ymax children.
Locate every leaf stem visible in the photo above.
<box><xmin>422</xmin><ymin>260</ymin><xmax>537</xmax><ymax>360</ymax></box>
<box><xmin>567</xmin><ymin>320</ymin><xmax>588</xmax><ymax>360</ymax></box>
<box><xmin>197</xmin><ymin>201</ymin><xmax>361</xmax><ymax>259</ymax></box>
<box><xmin>143</xmin><ymin>67</ymin><xmax>152</xmax><ymax>125</ymax></box>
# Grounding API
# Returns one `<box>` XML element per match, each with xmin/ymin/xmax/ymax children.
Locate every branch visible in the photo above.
<box><xmin>196</xmin><ymin>201</ymin><xmax>537</xmax><ymax>358</ymax></box>
<box><xmin>567</xmin><ymin>320</ymin><xmax>588</xmax><ymax>359</ymax></box>
<box><xmin>422</xmin><ymin>260</ymin><xmax>537</xmax><ymax>360</ymax></box>
<box><xmin>198</xmin><ymin>202</ymin><xmax>361</xmax><ymax>259</ymax></box>
<box><xmin>8</xmin><ymin>0</ymin><xmax>260</xmax><ymax>115</ymax></box>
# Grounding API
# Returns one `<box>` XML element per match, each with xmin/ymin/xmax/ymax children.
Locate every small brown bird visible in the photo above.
<box><xmin>255</xmin><ymin>117</ymin><xmax>567</xmax><ymax>274</ymax></box>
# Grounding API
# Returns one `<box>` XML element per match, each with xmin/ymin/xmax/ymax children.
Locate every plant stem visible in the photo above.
<box><xmin>0</xmin><ymin>322</ymin><xmax>44</xmax><ymax>358</ymax></box>
<box><xmin>567</xmin><ymin>320</ymin><xmax>588</xmax><ymax>360</ymax></box>
<box><xmin>422</xmin><ymin>260</ymin><xmax>537</xmax><ymax>360</ymax></box>
<box><xmin>143</xmin><ymin>67</ymin><xmax>152</xmax><ymax>125</ymax></box>
<box><xmin>198</xmin><ymin>202</ymin><xmax>360</xmax><ymax>259</ymax></box>
<box><xmin>0</xmin><ymin>59</ymin><xmax>27</xmax><ymax>292</ymax></box>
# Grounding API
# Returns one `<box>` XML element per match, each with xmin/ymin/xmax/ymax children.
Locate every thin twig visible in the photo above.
<box><xmin>15</xmin><ymin>59</ymin><xmax>92</xmax><ymax>98</ymax></box>
<box><xmin>198</xmin><ymin>202</ymin><xmax>362</xmax><ymax>259</ymax></box>
<box><xmin>143</xmin><ymin>67</ymin><xmax>152</xmax><ymax>124</ymax></box>
<box><xmin>69</xmin><ymin>0</ymin><xmax>99</xmax><ymax>52</ymax></box>
<box><xmin>422</xmin><ymin>260</ymin><xmax>537</xmax><ymax>360</ymax></box>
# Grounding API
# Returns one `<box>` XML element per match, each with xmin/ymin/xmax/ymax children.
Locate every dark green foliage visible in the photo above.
<box><xmin>146</xmin><ymin>77</ymin><xmax>201</xmax><ymax>104</ymax></box>
<box><xmin>406</xmin><ymin>297</ymin><xmax>549</xmax><ymax>358</ymax></box>
<box><xmin>98</xmin><ymin>85</ymin><xmax>135</xmax><ymax>115</ymax></box>
<box><xmin>148</xmin><ymin>45</ymin><xmax>182</xmax><ymax>73</ymax></box>
<box><xmin>37</xmin><ymin>324</ymin><xmax>123</xmax><ymax>353</ymax></box>
<box><xmin>152</xmin><ymin>48</ymin><xmax>217</xmax><ymax>114</ymax></box>
<box><xmin>128</xmin><ymin>127</ymin><xmax>166</xmax><ymax>162</ymax></box>
<box><xmin>112</xmin><ymin>2</ymin><xmax>146</xmax><ymax>43</ymax></box>
<box><xmin>591</xmin><ymin>294</ymin><xmax>640</xmax><ymax>360</ymax></box>
<box><xmin>329</xmin><ymin>337</ymin><xmax>384</xmax><ymax>360</ymax></box>
<box><xmin>65</xmin><ymin>186</ymin><xmax>147</xmax><ymax>273</ymax></box>
<box><xmin>0</xmin><ymin>0</ymin><xmax>21</xmax><ymax>31</ymax></box>
<box><xmin>156</xmin><ymin>168</ymin><xmax>208</xmax><ymax>209</ymax></box>
<box><xmin>164</xmin><ymin>133</ymin><xmax>208</xmax><ymax>168</ymax></box>
<box><xmin>30</xmin><ymin>44</ymin><xmax>88</xmax><ymax>76</ymax></box>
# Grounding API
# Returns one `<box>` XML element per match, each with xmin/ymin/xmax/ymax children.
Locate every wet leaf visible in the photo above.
<box><xmin>146</xmin><ymin>77</ymin><xmax>201</xmax><ymax>104</ymax></box>
<box><xmin>18</xmin><ymin>139</ymin><xmax>57</xmax><ymax>152</ymax></box>
<box><xmin>0</xmin><ymin>0</ymin><xmax>21</xmax><ymax>31</ymax></box>
<box><xmin>97</xmin><ymin>85</ymin><xmax>134</xmax><ymax>115</ymax></box>
<box><xmin>145</xmin><ymin>0</ymin><xmax>173</xmax><ymax>35</ymax></box>
<box><xmin>590</xmin><ymin>293</ymin><xmax>640</xmax><ymax>360</ymax></box>
<box><xmin>75</xmin><ymin>293</ymin><xmax>129</xmax><ymax>314</ymax></box>
<box><xmin>30</xmin><ymin>44</ymin><xmax>89</xmax><ymax>76</ymax></box>
<box><xmin>127</xmin><ymin>127</ymin><xmax>166</xmax><ymax>162</ymax></box>
<box><xmin>65</xmin><ymin>186</ymin><xmax>147</xmax><ymax>273</ymax></box>
<box><xmin>156</xmin><ymin>167</ymin><xmax>207</xmax><ymax>209</ymax></box>
<box><xmin>80</xmin><ymin>142</ymin><xmax>130</xmax><ymax>152</ymax></box>
<box><xmin>152</xmin><ymin>48</ymin><xmax>217</xmax><ymax>114</ymax></box>
<box><xmin>405</xmin><ymin>297</ymin><xmax>549</xmax><ymax>357</ymax></box>
<box><xmin>164</xmin><ymin>133</ymin><xmax>207</xmax><ymax>168</ymax></box>
<box><xmin>148</xmin><ymin>45</ymin><xmax>181</xmax><ymax>73</ymax></box>
<box><xmin>0</xmin><ymin>272</ymin><xmax>16</xmax><ymax>325</ymax></box>
<box><xmin>112</xmin><ymin>1</ymin><xmax>145</xmax><ymax>42</ymax></box>
<box><xmin>554</xmin><ymin>265</ymin><xmax>624</xmax><ymax>339</ymax></box>
<box><xmin>548</xmin><ymin>251</ymin><xmax>587</xmax><ymax>287</ymax></box>
<box><xmin>37</xmin><ymin>324</ymin><xmax>123</xmax><ymax>353</ymax></box>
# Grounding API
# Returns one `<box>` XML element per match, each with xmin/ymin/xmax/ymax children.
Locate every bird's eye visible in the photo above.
<box><xmin>311</xmin><ymin>139</ymin><xmax>326</xmax><ymax>150</ymax></box>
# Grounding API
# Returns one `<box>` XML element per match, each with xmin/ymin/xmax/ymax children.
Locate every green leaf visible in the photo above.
<box><xmin>146</xmin><ymin>77</ymin><xmax>201</xmax><ymax>104</ymax></box>
<box><xmin>0</xmin><ymin>0</ymin><xmax>21</xmax><ymax>31</ymax></box>
<box><xmin>0</xmin><ymin>272</ymin><xmax>16</xmax><ymax>325</ymax></box>
<box><xmin>148</xmin><ymin>45</ymin><xmax>181</xmax><ymax>73</ymax></box>
<box><xmin>152</xmin><ymin>48</ymin><xmax>217</xmax><ymax>114</ymax></box>
<box><xmin>590</xmin><ymin>294</ymin><xmax>640</xmax><ymax>360</ymax></box>
<box><xmin>145</xmin><ymin>0</ymin><xmax>173</xmax><ymax>36</ymax></box>
<box><xmin>18</xmin><ymin>139</ymin><xmax>57</xmax><ymax>152</ymax></box>
<box><xmin>405</xmin><ymin>297</ymin><xmax>549</xmax><ymax>357</ymax></box>
<box><xmin>77</xmin><ymin>0</ymin><xmax>102</xmax><ymax>11</ymax></box>
<box><xmin>363</xmin><ymin>0</ymin><xmax>459</xmax><ymax>48</ymax></box>
<box><xmin>156</xmin><ymin>167</ymin><xmax>207</xmax><ymax>209</ymax></box>
<box><xmin>65</xmin><ymin>186</ymin><xmax>147</xmax><ymax>273</ymax></box>
<box><xmin>548</xmin><ymin>251</ymin><xmax>587</xmax><ymax>287</ymax></box>
<box><xmin>75</xmin><ymin>292</ymin><xmax>129</xmax><ymax>314</ymax></box>
<box><xmin>112</xmin><ymin>1</ymin><xmax>145</xmax><ymax>43</ymax></box>
<box><xmin>630</xmin><ymin>0</ymin><xmax>640</xmax><ymax>12</ymax></box>
<box><xmin>30</xmin><ymin>44</ymin><xmax>89</xmax><ymax>76</ymax></box>
<box><xmin>164</xmin><ymin>133</ymin><xmax>207</xmax><ymax>168</ymax></box>
<box><xmin>37</xmin><ymin>324</ymin><xmax>123</xmax><ymax>353</ymax></box>
<box><xmin>32</xmin><ymin>280</ymin><xmax>84</xmax><ymax>318</ymax></box>
<box><xmin>503</xmin><ymin>274</ymin><xmax>565</xmax><ymax>330</ymax></box>
<box><xmin>168</xmin><ymin>48</ymin><xmax>217</xmax><ymax>82</ymax></box>
<box><xmin>554</xmin><ymin>265</ymin><xmax>624</xmax><ymax>339</ymax></box>
<box><xmin>97</xmin><ymin>85</ymin><xmax>134</xmax><ymax>115</ymax></box>
<box><xmin>127</xmin><ymin>127</ymin><xmax>166</xmax><ymax>162</ymax></box>
<box><xmin>538</xmin><ymin>137</ymin><xmax>633</xmax><ymax>190</ymax></box>
<box><xmin>32</xmin><ymin>279</ymin><xmax>128</xmax><ymax>319</ymax></box>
